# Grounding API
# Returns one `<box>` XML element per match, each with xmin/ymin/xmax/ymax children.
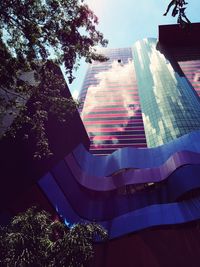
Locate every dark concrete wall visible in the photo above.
<box><xmin>91</xmin><ymin>222</ymin><xmax>200</xmax><ymax>267</ymax></box>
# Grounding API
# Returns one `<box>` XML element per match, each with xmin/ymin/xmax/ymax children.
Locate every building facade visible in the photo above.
<box><xmin>133</xmin><ymin>38</ymin><xmax>200</xmax><ymax>147</ymax></box>
<box><xmin>80</xmin><ymin>36</ymin><xmax>200</xmax><ymax>152</ymax></box>
<box><xmin>79</xmin><ymin>48</ymin><xmax>147</xmax><ymax>155</ymax></box>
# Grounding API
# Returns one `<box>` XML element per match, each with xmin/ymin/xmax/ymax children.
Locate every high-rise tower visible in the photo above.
<box><xmin>79</xmin><ymin>48</ymin><xmax>147</xmax><ymax>155</ymax></box>
<box><xmin>133</xmin><ymin>38</ymin><xmax>200</xmax><ymax>147</ymax></box>
<box><xmin>80</xmin><ymin>33</ymin><xmax>200</xmax><ymax>152</ymax></box>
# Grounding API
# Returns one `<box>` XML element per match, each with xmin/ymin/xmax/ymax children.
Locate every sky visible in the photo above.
<box><xmin>68</xmin><ymin>0</ymin><xmax>200</xmax><ymax>98</ymax></box>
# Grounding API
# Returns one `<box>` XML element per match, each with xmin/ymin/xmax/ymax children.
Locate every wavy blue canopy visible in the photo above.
<box><xmin>39</xmin><ymin>172</ymin><xmax>200</xmax><ymax>239</ymax></box>
<box><xmin>65</xmin><ymin>150</ymin><xmax>200</xmax><ymax>191</ymax></box>
<box><xmin>38</xmin><ymin>130</ymin><xmax>200</xmax><ymax>239</ymax></box>
<box><xmin>72</xmin><ymin>130</ymin><xmax>200</xmax><ymax>176</ymax></box>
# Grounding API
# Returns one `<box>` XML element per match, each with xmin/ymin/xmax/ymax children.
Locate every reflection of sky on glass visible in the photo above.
<box><xmin>82</xmin><ymin>61</ymin><xmax>137</xmax><ymax>117</ymax></box>
<box><xmin>80</xmin><ymin>48</ymin><xmax>147</xmax><ymax>155</ymax></box>
<box><xmin>148</xmin><ymin>40</ymin><xmax>179</xmax><ymax>141</ymax></box>
<box><xmin>133</xmin><ymin>39</ymin><xmax>200</xmax><ymax>147</ymax></box>
<box><xmin>179</xmin><ymin>60</ymin><xmax>200</xmax><ymax>97</ymax></box>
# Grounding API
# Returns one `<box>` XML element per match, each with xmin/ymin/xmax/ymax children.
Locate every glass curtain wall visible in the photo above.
<box><xmin>79</xmin><ymin>48</ymin><xmax>147</xmax><ymax>155</ymax></box>
<box><xmin>132</xmin><ymin>38</ymin><xmax>200</xmax><ymax>147</ymax></box>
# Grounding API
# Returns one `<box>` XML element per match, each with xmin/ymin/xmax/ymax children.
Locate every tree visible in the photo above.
<box><xmin>0</xmin><ymin>0</ymin><xmax>108</xmax><ymax>158</ymax></box>
<box><xmin>0</xmin><ymin>206</ymin><xmax>107</xmax><ymax>266</ymax></box>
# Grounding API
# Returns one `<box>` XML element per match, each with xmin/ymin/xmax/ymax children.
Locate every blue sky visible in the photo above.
<box><xmin>68</xmin><ymin>0</ymin><xmax>200</xmax><ymax>98</ymax></box>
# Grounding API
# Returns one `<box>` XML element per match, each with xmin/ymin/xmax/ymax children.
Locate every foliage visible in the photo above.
<box><xmin>0</xmin><ymin>206</ymin><xmax>107</xmax><ymax>266</ymax></box>
<box><xmin>0</xmin><ymin>0</ymin><xmax>108</xmax><ymax>158</ymax></box>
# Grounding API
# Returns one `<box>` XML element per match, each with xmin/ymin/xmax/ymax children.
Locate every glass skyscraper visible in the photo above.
<box><xmin>133</xmin><ymin>38</ymin><xmax>200</xmax><ymax>147</ymax></box>
<box><xmin>80</xmin><ymin>37</ymin><xmax>200</xmax><ymax>152</ymax></box>
<box><xmin>79</xmin><ymin>48</ymin><xmax>147</xmax><ymax>155</ymax></box>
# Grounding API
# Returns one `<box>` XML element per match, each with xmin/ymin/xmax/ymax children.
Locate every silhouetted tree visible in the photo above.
<box><xmin>0</xmin><ymin>0</ymin><xmax>108</xmax><ymax>158</ymax></box>
<box><xmin>0</xmin><ymin>207</ymin><xmax>107</xmax><ymax>266</ymax></box>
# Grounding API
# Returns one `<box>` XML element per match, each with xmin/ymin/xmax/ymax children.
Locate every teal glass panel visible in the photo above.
<box><xmin>132</xmin><ymin>38</ymin><xmax>200</xmax><ymax>147</ymax></box>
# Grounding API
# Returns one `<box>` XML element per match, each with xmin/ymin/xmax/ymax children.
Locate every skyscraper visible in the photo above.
<box><xmin>79</xmin><ymin>48</ymin><xmax>147</xmax><ymax>155</ymax></box>
<box><xmin>132</xmin><ymin>37</ymin><xmax>200</xmax><ymax>147</ymax></box>
<box><xmin>80</xmin><ymin>32</ymin><xmax>200</xmax><ymax>152</ymax></box>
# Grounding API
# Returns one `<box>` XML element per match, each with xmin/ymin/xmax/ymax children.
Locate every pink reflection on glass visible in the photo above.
<box><xmin>85</xmin><ymin>127</ymin><xmax>145</xmax><ymax>132</ymax></box>
<box><xmin>80</xmin><ymin>50</ymin><xmax>147</xmax><ymax>155</ymax></box>
<box><xmin>179</xmin><ymin>60</ymin><xmax>200</xmax><ymax>96</ymax></box>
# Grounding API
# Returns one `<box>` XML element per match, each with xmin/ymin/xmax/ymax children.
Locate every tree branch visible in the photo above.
<box><xmin>1</xmin><ymin>87</ymin><xmax>28</xmax><ymax>101</ymax></box>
